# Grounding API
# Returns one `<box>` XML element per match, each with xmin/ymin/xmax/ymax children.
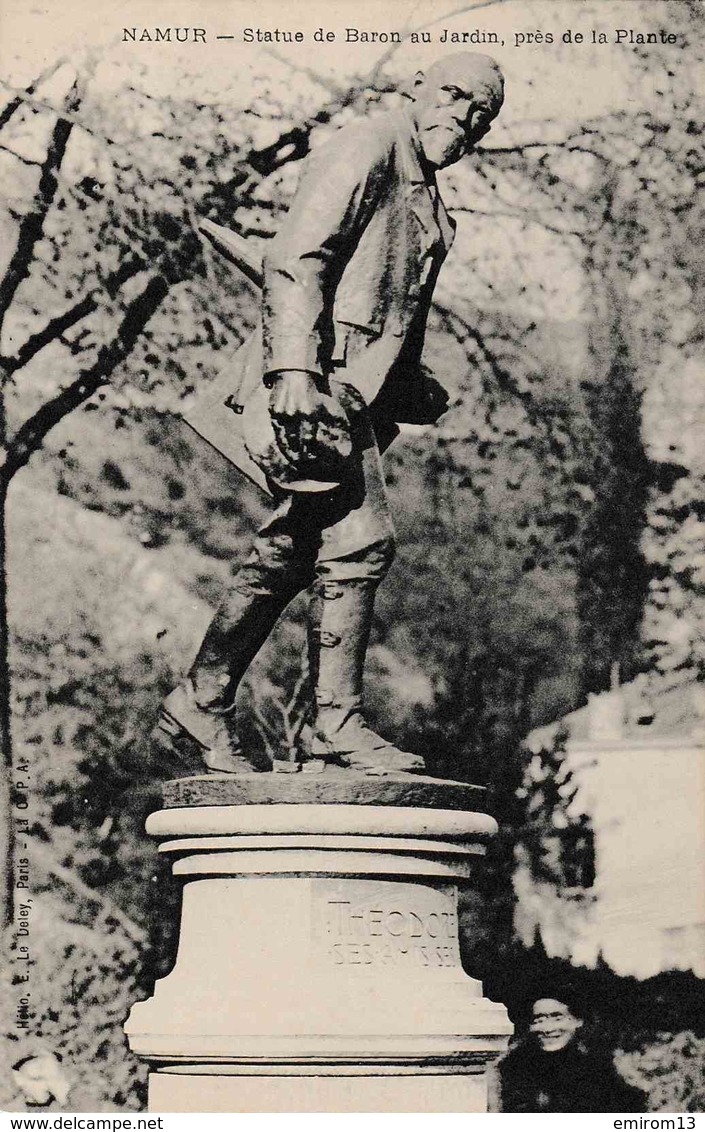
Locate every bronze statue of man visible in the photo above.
<box><xmin>156</xmin><ymin>53</ymin><xmax>505</xmax><ymax>775</ymax></box>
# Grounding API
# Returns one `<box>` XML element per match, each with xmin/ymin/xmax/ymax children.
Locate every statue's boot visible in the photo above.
<box><xmin>308</xmin><ymin>579</ymin><xmax>425</xmax><ymax>775</ymax></box>
<box><xmin>154</xmin><ymin>584</ymin><xmax>302</xmax><ymax>774</ymax></box>
<box><xmin>156</xmin><ymin>682</ymin><xmax>248</xmax><ymax>774</ymax></box>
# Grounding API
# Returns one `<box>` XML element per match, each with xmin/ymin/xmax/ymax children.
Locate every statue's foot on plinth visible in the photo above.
<box><xmin>153</xmin><ymin>683</ymin><xmax>261</xmax><ymax>775</ymax></box>
<box><xmin>300</xmin><ymin>750</ymin><xmax>426</xmax><ymax>776</ymax></box>
<box><xmin>345</xmin><ymin>746</ymin><xmax>426</xmax><ymax>775</ymax></box>
<box><xmin>311</xmin><ymin>701</ymin><xmax>425</xmax><ymax>775</ymax></box>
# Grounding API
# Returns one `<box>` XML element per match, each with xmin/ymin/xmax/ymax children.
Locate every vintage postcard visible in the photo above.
<box><xmin>0</xmin><ymin>0</ymin><xmax>703</xmax><ymax>1115</ymax></box>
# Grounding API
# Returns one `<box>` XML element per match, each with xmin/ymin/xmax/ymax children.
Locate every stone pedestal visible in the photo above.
<box><xmin>125</xmin><ymin>774</ymin><xmax>512</xmax><ymax>1112</ymax></box>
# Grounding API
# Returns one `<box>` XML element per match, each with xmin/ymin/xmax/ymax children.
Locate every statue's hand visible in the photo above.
<box><xmin>268</xmin><ymin>370</ymin><xmax>352</xmax><ymax>471</ymax></box>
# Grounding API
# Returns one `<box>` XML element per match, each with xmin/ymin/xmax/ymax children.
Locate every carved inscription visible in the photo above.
<box><xmin>314</xmin><ymin>882</ymin><xmax>460</xmax><ymax>969</ymax></box>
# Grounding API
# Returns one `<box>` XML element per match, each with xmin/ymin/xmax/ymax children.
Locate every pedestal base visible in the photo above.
<box><xmin>148</xmin><ymin>1067</ymin><xmax>489</xmax><ymax>1112</ymax></box>
<box><xmin>125</xmin><ymin>774</ymin><xmax>512</xmax><ymax>1112</ymax></box>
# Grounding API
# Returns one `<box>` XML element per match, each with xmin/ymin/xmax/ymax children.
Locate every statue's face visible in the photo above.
<box><xmin>530</xmin><ymin>998</ymin><xmax>583</xmax><ymax>1053</ymax></box>
<box><xmin>414</xmin><ymin>62</ymin><xmax>503</xmax><ymax>170</ymax></box>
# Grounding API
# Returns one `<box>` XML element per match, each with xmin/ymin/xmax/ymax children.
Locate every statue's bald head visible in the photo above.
<box><xmin>412</xmin><ymin>52</ymin><xmax>505</xmax><ymax>169</ymax></box>
<box><xmin>421</xmin><ymin>53</ymin><xmax>504</xmax><ymax>113</ymax></box>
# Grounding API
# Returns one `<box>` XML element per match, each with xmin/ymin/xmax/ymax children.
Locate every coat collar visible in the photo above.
<box><xmin>392</xmin><ymin>109</ymin><xmax>456</xmax><ymax>252</ymax></box>
<box><xmin>395</xmin><ymin>107</ymin><xmax>434</xmax><ymax>186</ymax></box>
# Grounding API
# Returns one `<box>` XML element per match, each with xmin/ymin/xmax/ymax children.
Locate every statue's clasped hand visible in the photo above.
<box><xmin>267</xmin><ymin>370</ymin><xmax>353</xmax><ymax>476</ymax></box>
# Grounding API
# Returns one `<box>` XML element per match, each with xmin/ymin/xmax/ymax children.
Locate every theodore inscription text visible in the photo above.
<box><xmin>313</xmin><ymin>881</ymin><xmax>461</xmax><ymax>969</ymax></box>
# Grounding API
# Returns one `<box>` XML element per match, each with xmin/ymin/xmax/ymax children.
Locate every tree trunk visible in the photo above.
<box><xmin>0</xmin><ymin>272</ymin><xmax>169</xmax><ymax>933</ymax></box>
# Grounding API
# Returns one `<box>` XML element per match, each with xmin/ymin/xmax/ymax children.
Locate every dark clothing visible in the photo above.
<box><xmin>496</xmin><ymin>1037</ymin><xmax>646</xmax><ymax>1114</ymax></box>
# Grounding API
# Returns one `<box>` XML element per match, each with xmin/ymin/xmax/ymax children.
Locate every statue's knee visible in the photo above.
<box><xmin>249</xmin><ymin>532</ymin><xmax>296</xmax><ymax>573</ymax></box>
<box><xmin>317</xmin><ymin>536</ymin><xmax>396</xmax><ymax>586</ymax></box>
<box><xmin>233</xmin><ymin>532</ymin><xmax>316</xmax><ymax>597</ymax></box>
<box><xmin>367</xmin><ymin>535</ymin><xmax>396</xmax><ymax>577</ymax></box>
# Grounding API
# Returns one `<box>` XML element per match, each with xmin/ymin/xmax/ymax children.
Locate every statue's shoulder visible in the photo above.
<box><xmin>314</xmin><ymin>108</ymin><xmax>404</xmax><ymax>174</ymax></box>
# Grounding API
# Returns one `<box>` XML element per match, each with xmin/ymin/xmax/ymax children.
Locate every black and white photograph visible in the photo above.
<box><xmin>0</xmin><ymin>0</ymin><xmax>703</xmax><ymax>1115</ymax></box>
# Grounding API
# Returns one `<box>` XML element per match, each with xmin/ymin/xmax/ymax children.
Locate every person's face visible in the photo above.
<box><xmin>414</xmin><ymin>72</ymin><xmax>502</xmax><ymax>170</ymax></box>
<box><xmin>530</xmin><ymin>998</ymin><xmax>583</xmax><ymax>1053</ymax></box>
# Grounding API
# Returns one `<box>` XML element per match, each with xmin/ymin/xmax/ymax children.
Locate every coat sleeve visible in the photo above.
<box><xmin>262</xmin><ymin>124</ymin><xmax>390</xmax><ymax>378</ymax></box>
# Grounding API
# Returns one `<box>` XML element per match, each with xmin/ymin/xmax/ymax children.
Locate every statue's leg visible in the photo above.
<box><xmin>306</xmin><ymin>398</ymin><xmax>425</xmax><ymax>774</ymax></box>
<box><xmin>156</xmin><ymin>499</ymin><xmax>320</xmax><ymax>773</ymax></box>
<box><xmin>188</xmin><ymin>522</ymin><xmax>319</xmax><ymax>710</ymax></box>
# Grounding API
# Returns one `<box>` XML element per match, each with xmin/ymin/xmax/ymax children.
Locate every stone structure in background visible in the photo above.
<box><xmin>519</xmin><ymin>674</ymin><xmax>705</xmax><ymax>978</ymax></box>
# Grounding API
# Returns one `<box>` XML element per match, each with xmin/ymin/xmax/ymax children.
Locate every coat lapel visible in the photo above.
<box><xmin>395</xmin><ymin>111</ymin><xmax>455</xmax><ymax>259</ymax></box>
<box><xmin>436</xmin><ymin>193</ymin><xmax>457</xmax><ymax>251</ymax></box>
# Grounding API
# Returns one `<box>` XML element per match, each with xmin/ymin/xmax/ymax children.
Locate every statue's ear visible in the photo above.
<box><xmin>401</xmin><ymin>71</ymin><xmax>425</xmax><ymax>102</ymax></box>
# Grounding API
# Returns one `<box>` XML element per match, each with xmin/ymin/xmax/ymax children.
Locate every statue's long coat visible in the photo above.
<box><xmin>185</xmin><ymin>108</ymin><xmax>456</xmax><ymax>494</ymax></box>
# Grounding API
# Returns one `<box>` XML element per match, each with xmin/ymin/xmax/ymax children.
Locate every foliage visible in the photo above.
<box><xmin>0</xmin><ymin>905</ymin><xmax>146</xmax><ymax>1111</ymax></box>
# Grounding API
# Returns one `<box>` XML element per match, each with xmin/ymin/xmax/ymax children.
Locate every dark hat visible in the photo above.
<box><xmin>518</xmin><ymin>981</ymin><xmax>590</xmax><ymax>1026</ymax></box>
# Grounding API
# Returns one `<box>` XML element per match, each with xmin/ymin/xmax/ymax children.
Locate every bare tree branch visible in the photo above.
<box><xmin>0</xmin><ymin>58</ymin><xmax>69</xmax><ymax>132</ymax></box>
<box><xmin>435</xmin><ymin>301</ymin><xmax>541</xmax><ymax>421</ymax></box>
<box><xmin>264</xmin><ymin>50</ymin><xmax>349</xmax><ymax>101</ymax></box>
<box><xmin>411</xmin><ymin>0</ymin><xmax>508</xmax><ymax>31</ymax></box>
<box><xmin>0</xmin><ymin>144</ymin><xmax>41</xmax><ymax>167</ymax></box>
<box><xmin>369</xmin><ymin>0</ymin><xmax>510</xmax><ymax>77</ymax></box>
<box><xmin>0</xmin><ymin>254</ymin><xmax>147</xmax><ymax>375</ymax></box>
<box><xmin>2</xmin><ymin>295</ymin><xmax>97</xmax><ymax>374</ymax></box>
<box><xmin>30</xmin><ymin>840</ymin><xmax>146</xmax><ymax>944</ymax></box>
<box><xmin>0</xmin><ymin>80</ymin><xmax>82</xmax><ymax>338</ymax></box>
<box><xmin>0</xmin><ymin>273</ymin><xmax>169</xmax><ymax>483</ymax></box>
